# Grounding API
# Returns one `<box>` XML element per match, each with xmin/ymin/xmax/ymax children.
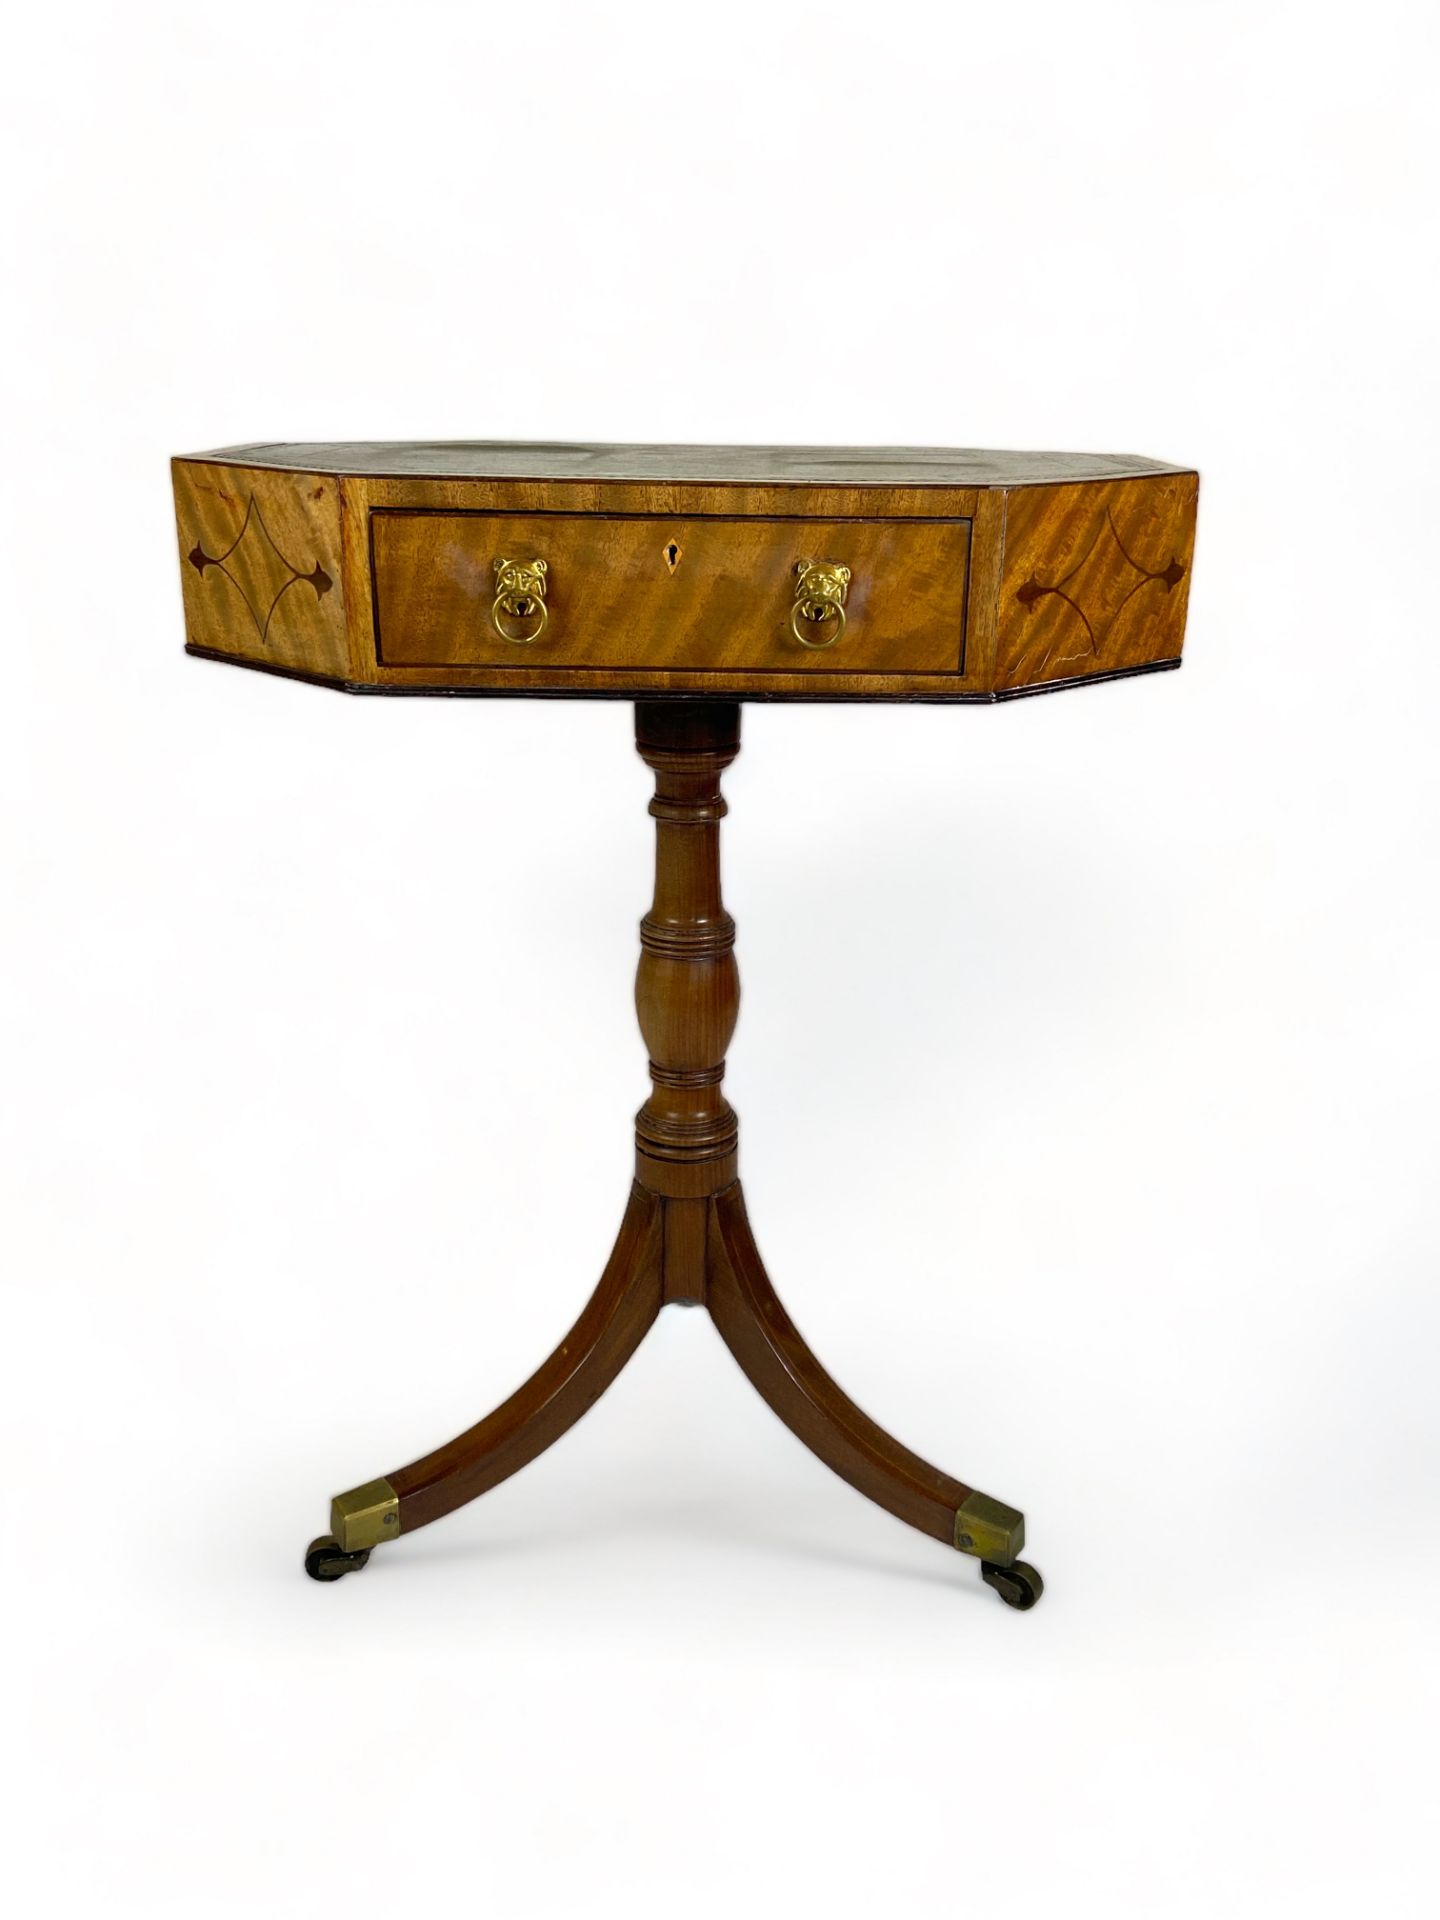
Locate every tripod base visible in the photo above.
<box><xmin>307</xmin><ymin>1180</ymin><xmax>1041</xmax><ymax>1609</ymax></box>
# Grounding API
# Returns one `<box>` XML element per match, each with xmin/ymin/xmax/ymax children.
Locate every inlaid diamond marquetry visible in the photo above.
<box><xmin>187</xmin><ymin>494</ymin><xmax>333</xmax><ymax>645</ymax></box>
<box><xmin>1014</xmin><ymin>508</ymin><xmax>1186</xmax><ymax>672</ymax></box>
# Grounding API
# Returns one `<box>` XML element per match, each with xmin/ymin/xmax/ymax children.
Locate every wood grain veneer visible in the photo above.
<box><xmin>173</xmin><ymin>441</ymin><xmax>1197</xmax><ymax>700</ymax></box>
<box><xmin>371</xmin><ymin>510</ymin><xmax>970</xmax><ymax>675</ymax></box>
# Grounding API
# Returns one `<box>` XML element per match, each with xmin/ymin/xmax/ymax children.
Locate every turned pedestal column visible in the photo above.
<box><xmin>634</xmin><ymin>701</ymin><xmax>740</xmax><ymax>1302</ymax></box>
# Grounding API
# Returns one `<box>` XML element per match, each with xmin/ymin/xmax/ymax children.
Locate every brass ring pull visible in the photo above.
<box><xmin>491</xmin><ymin>556</ymin><xmax>550</xmax><ymax>645</ymax></box>
<box><xmin>791</xmin><ymin>560</ymin><xmax>851</xmax><ymax>650</ymax></box>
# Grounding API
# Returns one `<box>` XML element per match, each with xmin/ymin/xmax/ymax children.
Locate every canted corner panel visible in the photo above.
<box><xmin>174</xmin><ymin>461</ymin><xmax>349</xmax><ymax>680</ymax></box>
<box><xmin>993</xmin><ymin>474</ymin><xmax>1198</xmax><ymax>693</ymax></box>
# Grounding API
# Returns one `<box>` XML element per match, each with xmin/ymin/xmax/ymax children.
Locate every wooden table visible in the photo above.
<box><xmin>174</xmin><ymin>441</ymin><xmax>1199</xmax><ymax>1610</ymax></box>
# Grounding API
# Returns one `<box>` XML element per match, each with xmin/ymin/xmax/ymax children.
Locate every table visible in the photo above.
<box><xmin>173</xmin><ymin>441</ymin><xmax>1199</xmax><ymax>1609</ymax></box>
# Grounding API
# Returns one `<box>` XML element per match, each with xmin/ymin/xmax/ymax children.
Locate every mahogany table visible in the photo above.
<box><xmin>173</xmin><ymin>441</ymin><xmax>1198</xmax><ymax>1610</ymax></box>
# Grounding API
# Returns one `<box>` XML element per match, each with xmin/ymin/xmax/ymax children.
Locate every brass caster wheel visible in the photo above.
<box><xmin>305</xmin><ymin>1534</ymin><xmax>371</xmax><ymax>1583</ymax></box>
<box><xmin>980</xmin><ymin>1559</ymin><xmax>1044</xmax><ymax>1611</ymax></box>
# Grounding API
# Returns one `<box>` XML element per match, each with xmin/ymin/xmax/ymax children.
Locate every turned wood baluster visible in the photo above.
<box><xmin>633</xmin><ymin>702</ymin><xmax>741</xmax><ymax>1301</ymax></box>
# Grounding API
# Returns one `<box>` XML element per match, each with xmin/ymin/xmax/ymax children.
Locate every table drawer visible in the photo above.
<box><xmin>371</xmin><ymin>511</ymin><xmax>969</xmax><ymax>675</ymax></box>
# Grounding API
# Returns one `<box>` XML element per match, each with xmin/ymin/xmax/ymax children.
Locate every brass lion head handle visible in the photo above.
<box><xmin>791</xmin><ymin>559</ymin><xmax>851</xmax><ymax>649</ymax></box>
<box><xmin>492</xmin><ymin>556</ymin><xmax>550</xmax><ymax>645</ymax></box>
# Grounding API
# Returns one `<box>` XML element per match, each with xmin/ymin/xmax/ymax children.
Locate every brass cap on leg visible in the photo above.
<box><xmin>953</xmin><ymin>1491</ymin><xmax>1025</xmax><ymax>1566</ymax></box>
<box><xmin>331</xmin><ymin>1477</ymin><xmax>400</xmax><ymax>1552</ymax></box>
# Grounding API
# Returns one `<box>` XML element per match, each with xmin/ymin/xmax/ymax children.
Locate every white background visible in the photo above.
<box><xmin>4</xmin><ymin>3</ymin><xmax>1437</xmax><ymax>1914</ymax></box>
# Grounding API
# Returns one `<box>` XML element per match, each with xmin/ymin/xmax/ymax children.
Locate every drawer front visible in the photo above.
<box><xmin>371</xmin><ymin>512</ymin><xmax>969</xmax><ymax>675</ymax></box>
